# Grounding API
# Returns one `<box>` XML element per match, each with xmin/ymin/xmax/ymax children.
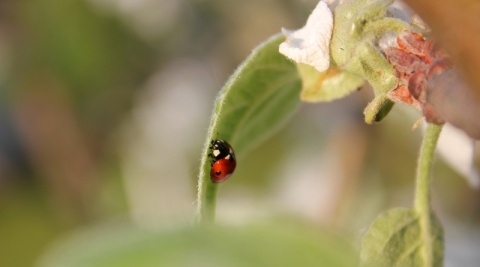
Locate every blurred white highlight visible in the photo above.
<box><xmin>436</xmin><ymin>124</ymin><xmax>479</xmax><ymax>188</ymax></box>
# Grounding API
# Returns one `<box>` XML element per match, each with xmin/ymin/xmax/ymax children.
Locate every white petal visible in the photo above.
<box><xmin>279</xmin><ymin>1</ymin><xmax>333</xmax><ymax>72</ymax></box>
<box><xmin>436</xmin><ymin>124</ymin><xmax>479</xmax><ymax>188</ymax></box>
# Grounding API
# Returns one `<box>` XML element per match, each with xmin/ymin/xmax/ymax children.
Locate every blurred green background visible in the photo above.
<box><xmin>0</xmin><ymin>0</ymin><xmax>479</xmax><ymax>266</ymax></box>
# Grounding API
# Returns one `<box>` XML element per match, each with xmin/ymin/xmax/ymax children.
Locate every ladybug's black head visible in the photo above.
<box><xmin>210</xmin><ymin>139</ymin><xmax>232</xmax><ymax>161</ymax></box>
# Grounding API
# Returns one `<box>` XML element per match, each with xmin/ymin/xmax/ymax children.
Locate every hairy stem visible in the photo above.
<box><xmin>196</xmin><ymin>135</ymin><xmax>219</xmax><ymax>224</ymax></box>
<box><xmin>197</xmin><ymin>179</ymin><xmax>218</xmax><ymax>224</ymax></box>
<box><xmin>414</xmin><ymin>123</ymin><xmax>442</xmax><ymax>212</ymax></box>
<box><xmin>414</xmin><ymin>123</ymin><xmax>443</xmax><ymax>266</ymax></box>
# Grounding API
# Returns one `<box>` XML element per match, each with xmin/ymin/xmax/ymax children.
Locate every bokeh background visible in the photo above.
<box><xmin>0</xmin><ymin>0</ymin><xmax>479</xmax><ymax>266</ymax></box>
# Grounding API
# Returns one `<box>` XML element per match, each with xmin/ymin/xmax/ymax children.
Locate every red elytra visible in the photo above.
<box><xmin>210</xmin><ymin>157</ymin><xmax>236</xmax><ymax>183</ymax></box>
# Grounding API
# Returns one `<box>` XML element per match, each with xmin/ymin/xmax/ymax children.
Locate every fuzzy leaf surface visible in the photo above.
<box><xmin>209</xmin><ymin>35</ymin><xmax>301</xmax><ymax>156</ymax></box>
<box><xmin>360</xmin><ymin>208</ymin><xmax>443</xmax><ymax>267</ymax></box>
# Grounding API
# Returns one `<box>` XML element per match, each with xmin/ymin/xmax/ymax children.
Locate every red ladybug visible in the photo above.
<box><xmin>209</xmin><ymin>139</ymin><xmax>236</xmax><ymax>183</ymax></box>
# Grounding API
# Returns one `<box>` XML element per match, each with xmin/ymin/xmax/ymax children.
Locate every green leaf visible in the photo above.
<box><xmin>36</xmin><ymin>222</ymin><xmax>357</xmax><ymax>267</ymax></box>
<box><xmin>210</xmin><ymin>34</ymin><xmax>301</xmax><ymax>156</ymax></box>
<box><xmin>360</xmin><ymin>208</ymin><xmax>444</xmax><ymax>267</ymax></box>
<box><xmin>196</xmin><ymin>34</ymin><xmax>301</xmax><ymax>223</ymax></box>
<box><xmin>298</xmin><ymin>64</ymin><xmax>365</xmax><ymax>102</ymax></box>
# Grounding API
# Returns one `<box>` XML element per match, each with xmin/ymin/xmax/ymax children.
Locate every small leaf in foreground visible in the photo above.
<box><xmin>359</xmin><ymin>208</ymin><xmax>443</xmax><ymax>267</ymax></box>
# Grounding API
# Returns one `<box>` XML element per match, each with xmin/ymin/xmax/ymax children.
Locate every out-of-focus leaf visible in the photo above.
<box><xmin>14</xmin><ymin>0</ymin><xmax>153</xmax><ymax>138</ymax></box>
<box><xmin>17</xmin><ymin>0</ymin><xmax>152</xmax><ymax>94</ymax></box>
<box><xmin>360</xmin><ymin>208</ymin><xmax>443</xmax><ymax>267</ymax></box>
<box><xmin>36</xmin><ymin>221</ymin><xmax>357</xmax><ymax>267</ymax></box>
<box><xmin>0</xmin><ymin>186</ymin><xmax>70</xmax><ymax>267</ymax></box>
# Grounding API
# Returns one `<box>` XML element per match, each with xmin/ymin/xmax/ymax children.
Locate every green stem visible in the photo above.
<box><xmin>414</xmin><ymin>123</ymin><xmax>442</xmax><ymax>213</ymax></box>
<box><xmin>196</xmin><ymin>132</ymin><xmax>219</xmax><ymax>224</ymax></box>
<box><xmin>414</xmin><ymin>123</ymin><xmax>443</xmax><ymax>266</ymax></box>
<box><xmin>197</xmin><ymin>178</ymin><xmax>218</xmax><ymax>224</ymax></box>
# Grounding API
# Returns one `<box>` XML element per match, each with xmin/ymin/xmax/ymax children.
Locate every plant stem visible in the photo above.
<box><xmin>414</xmin><ymin>123</ymin><xmax>442</xmax><ymax>266</ymax></box>
<box><xmin>414</xmin><ymin>123</ymin><xmax>442</xmax><ymax>213</ymax></box>
<box><xmin>197</xmin><ymin>179</ymin><xmax>218</xmax><ymax>224</ymax></box>
<box><xmin>196</xmin><ymin>135</ymin><xmax>219</xmax><ymax>224</ymax></box>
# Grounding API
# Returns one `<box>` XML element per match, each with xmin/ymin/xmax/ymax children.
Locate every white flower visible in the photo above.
<box><xmin>279</xmin><ymin>1</ymin><xmax>333</xmax><ymax>72</ymax></box>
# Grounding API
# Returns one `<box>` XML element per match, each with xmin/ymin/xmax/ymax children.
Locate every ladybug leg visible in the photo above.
<box><xmin>208</xmin><ymin>156</ymin><xmax>215</xmax><ymax>166</ymax></box>
<box><xmin>209</xmin><ymin>140</ymin><xmax>215</xmax><ymax>149</ymax></box>
<box><xmin>208</xmin><ymin>151</ymin><xmax>216</xmax><ymax>166</ymax></box>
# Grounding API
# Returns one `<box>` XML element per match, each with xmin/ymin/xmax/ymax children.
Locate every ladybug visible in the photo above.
<box><xmin>208</xmin><ymin>139</ymin><xmax>236</xmax><ymax>183</ymax></box>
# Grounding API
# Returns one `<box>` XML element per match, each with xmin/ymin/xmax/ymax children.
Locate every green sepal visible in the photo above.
<box><xmin>330</xmin><ymin>0</ymin><xmax>411</xmax><ymax>123</ymax></box>
<box><xmin>297</xmin><ymin>64</ymin><xmax>365</xmax><ymax>103</ymax></box>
